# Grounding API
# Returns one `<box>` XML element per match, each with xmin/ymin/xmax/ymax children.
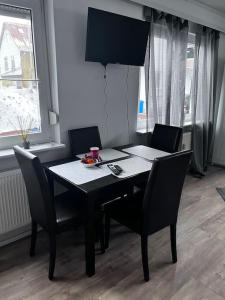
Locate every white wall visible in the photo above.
<box><xmin>88</xmin><ymin>0</ymin><xmax>143</xmax><ymax>19</ymax></box>
<box><xmin>131</xmin><ymin>0</ymin><xmax>225</xmax><ymax>33</ymax></box>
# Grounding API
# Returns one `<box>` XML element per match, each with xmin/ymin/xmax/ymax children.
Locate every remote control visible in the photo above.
<box><xmin>114</xmin><ymin>165</ymin><xmax>123</xmax><ymax>173</ymax></box>
<box><xmin>107</xmin><ymin>164</ymin><xmax>122</xmax><ymax>175</ymax></box>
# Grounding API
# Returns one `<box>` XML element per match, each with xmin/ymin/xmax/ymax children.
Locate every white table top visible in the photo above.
<box><xmin>49</xmin><ymin>146</ymin><xmax>168</xmax><ymax>186</ymax></box>
<box><xmin>76</xmin><ymin>148</ymin><xmax>129</xmax><ymax>162</ymax></box>
<box><xmin>49</xmin><ymin>160</ymin><xmax>112</xmax><ymax>185</ymax></box>
<box><xmin>122</xmin><ymin>145</ymin><xmax>170</xmax><ymax>161</ymax></box>
<box><xmin>101</xmin><ymin>157</ymin><xmax>152</xmax><ymax>179</ymax></box>
<box><xmin>49</xmin><ymin>156</ymin><xmax>152</xmax><ymax>185</ymax></box>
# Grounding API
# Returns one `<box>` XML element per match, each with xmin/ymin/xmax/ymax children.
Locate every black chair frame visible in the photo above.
<box><xmin>104</xmin><ymin>150</ymin><xmax>192</xmax><ymax>281</ymax></box>
<box><xmin>14</xmin><ymin>146</ymin><xmax>104</xmax><ymax>280</ymax></box>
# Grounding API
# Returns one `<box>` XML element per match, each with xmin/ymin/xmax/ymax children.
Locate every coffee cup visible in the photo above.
<box><xmin>90</xmin><ymin>147</ymin><xmax>99</xmax><ymax>159</ymax></box>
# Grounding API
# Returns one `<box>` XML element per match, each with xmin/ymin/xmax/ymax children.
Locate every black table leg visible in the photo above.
<box><xmin>45</xmin><ymin>170</ymin><xmax>54</xmax><ymax>197</ymax></box>
<box><xmin>85</xmin><ymin>195</ymin><xmax>96</xmax><ymax>276</ymax></box>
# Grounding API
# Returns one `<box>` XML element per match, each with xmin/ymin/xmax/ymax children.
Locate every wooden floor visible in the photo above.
<box><xmin>1</xmin><ymin>167</ymin><xmax>225</xmax><ymax>300</ymax></box>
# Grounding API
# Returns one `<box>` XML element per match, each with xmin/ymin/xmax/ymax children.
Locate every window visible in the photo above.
<box><xmin>137</xmin><ymin>33</ymin><xmax>196</xmax><ymax>130</ymax></box>
<box><xmin>0</xmin><ymin>10</ymin><xmax>40</xmax><ymax>138</ymax></box>
<box><xmin>0</xmin><ymin>0</ymin><xmax>51</xmax><ymax>149</ymax></box>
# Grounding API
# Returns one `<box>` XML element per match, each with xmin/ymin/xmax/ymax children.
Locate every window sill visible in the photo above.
<box><xmin>136</xmin><ymin>124</ymin><xmax>192</xmax><ymax>135</ymax></box>
<box><xmin>136</xmin><ymin>129</ymin><xmax>152</xmax><ymax>135</ymax></box>
<box><xmin>0</xmin><ymin>142</ymin><xmax>66</xmax><ymax>159</ymax></box>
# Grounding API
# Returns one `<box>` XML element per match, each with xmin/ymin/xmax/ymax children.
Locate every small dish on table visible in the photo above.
<box><xmin>81</xmin><ymin>156</ymin><xmax>97</xmax><ymax>168</ymax></box>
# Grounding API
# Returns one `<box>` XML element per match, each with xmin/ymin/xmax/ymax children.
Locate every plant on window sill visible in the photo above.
<box><xmin>9</xmin><ymin>115</ymin><xmax>35</xmax><ymax>149</ymax></box>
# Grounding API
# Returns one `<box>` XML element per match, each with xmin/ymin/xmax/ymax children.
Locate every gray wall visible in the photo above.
<box><xmin>51</xmin><ymin>0</ymin><xmax>225</xmax><ymax>157</ymax></box>
<box><xmin>53</xmin><ymin>0</ymin><xmax>142</xmax><ymax>152</ymax></box>
<box><xmin>0</xmin><ymin>0</ymin><xmax>143</xmax><ymax>171</ymax></box>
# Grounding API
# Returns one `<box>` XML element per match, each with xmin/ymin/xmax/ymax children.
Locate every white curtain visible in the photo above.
<box><xmin>143</xmin><ymin>7</ymin><xmax>220</xmax><ymax>175</ymax></box>
<box><xmin>191</xmin><ymin>27</ymin><xmax>219</xmax><ymax>174</ymax></box>
<box><xmin>212</xmin><ymin>33</ymin><xmax>225</xmax><ymax>166</ymax></box>
<box><xmin>144</xmin><ymin>8</ymin><xmax>188</xmax><ymax>131</ymax></box>
<box><xmin>213</xmin><ymin>66</ymin><xmax>225</xmax><ymax>165</ymax></box>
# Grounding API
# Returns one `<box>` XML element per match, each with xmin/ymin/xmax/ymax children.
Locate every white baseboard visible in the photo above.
<box><xmin>0</xmin><ymin>224</ymin><xmax>31</xmax><ymax>247</ymax></box>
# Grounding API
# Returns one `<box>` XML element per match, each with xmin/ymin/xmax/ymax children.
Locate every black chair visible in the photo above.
<box><xmin>68</xmin><ymin>125</ymin><xmax>128</xmax><ymax>203</ymax></box>
<box><xmin>135</xmin><ymin>124</ymin><xmax>183</xmax><ymax>193</ymax></box>
<box><xmin>14</xmin><ymin>146</ymin><xmax>103</xmax><ymax>280</ymax></box>
<box><xmin>150</xmin><ymin>124</ymin><xmax>183</xmax><ymax>153</ymax></box>
<box><xmin>104</xmin><ymin>150</ymin><xmax>192</xmax><ymax>281</ymax></box>
<box><xmin>69</xmin><ymin>126</ymin><xmax>102</xmax><ymax>157</ymax></box>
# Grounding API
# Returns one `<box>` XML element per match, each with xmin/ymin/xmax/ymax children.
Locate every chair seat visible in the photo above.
<box><xmin>55</xmin><ymin>191</ymin><xmax>83</xmax><ymax>226</ymax></box>
<box><xmin>104</xmin><ymin>191</ymin><xmax>144</xmax><ymax>234</ymax></box>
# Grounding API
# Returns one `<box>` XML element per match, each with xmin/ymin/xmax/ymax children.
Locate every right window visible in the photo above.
<box><xmin>137</xmin><ymin>33</ymin><xmax>196</xmax><ymax>130</ymax></box>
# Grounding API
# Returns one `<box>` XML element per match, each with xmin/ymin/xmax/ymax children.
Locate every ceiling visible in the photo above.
<box><xmin>195</xmin><ymin>0</ymin><xmax>225</xmax><ymax>14</ymax></box>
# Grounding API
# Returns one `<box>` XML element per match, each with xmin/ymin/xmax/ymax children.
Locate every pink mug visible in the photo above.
<box><xmin>90</xmin><ymin>147</ymin><xmax>99</xmax><ymax>159</ymax></box>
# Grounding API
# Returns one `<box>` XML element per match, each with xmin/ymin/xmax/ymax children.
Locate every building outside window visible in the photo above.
<box><xmin>4</xmin><ymin>56</ymin><xmax>9</xmax><ymax>71</ymax></box>
<box><xmin>11</xmin><ymin>55</ymin><xmax>15</xmax><ymax>71</ymax></box>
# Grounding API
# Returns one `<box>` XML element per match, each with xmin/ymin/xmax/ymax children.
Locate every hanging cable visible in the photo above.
<box><xmin>103</xmin><ymin>65</ymin><xmax>109</xmax><ymax>141</ymax></box>
<box><xmin>126</xmin><ymin>66</ymin><xmax>130</xmax><ymax>144</ymax></box>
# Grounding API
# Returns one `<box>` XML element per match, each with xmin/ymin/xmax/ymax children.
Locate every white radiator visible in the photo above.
<box><xmin>0</xmin><ymin>169</ymin><xmax>31</xmax><ymax>244</ymax></box>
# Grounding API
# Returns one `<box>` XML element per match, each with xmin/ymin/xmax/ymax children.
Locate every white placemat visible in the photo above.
<box><xmin>76</xmin><ymin>148</ymin><xmax>129</xmax><ymax>161</ymax></box>
<box><xmin>122</xmin><ymin>145</ymin><xmax>170</xmax><ymax>161</ymax></box>
<box><xmin>49</xmin><ymin>160</ymin><xmax>112</xmax><ymax>185</ymax></box>
<box><xmin>101</xmin><ymin>157</ymin><xmax>152</xmax><ymax>179</ymax></box>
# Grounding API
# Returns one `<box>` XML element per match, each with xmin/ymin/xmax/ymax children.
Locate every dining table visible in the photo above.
<box><xmin>44</xmin><ymin>145</ymin><xmax>170</xmax><ymax>277</ymax></box>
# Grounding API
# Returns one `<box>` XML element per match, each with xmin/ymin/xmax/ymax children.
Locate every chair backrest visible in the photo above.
<box><xmin>150</xmin><ymin>124</ymin><xmax>183</xmax><ymax>153</ymax></box>
<box><xmin>68</xmin><ymin>126</ymin><xmax>102</xmax><ymax>157</ymax></box>
<box><xmin>14</xmin><ymin>146</ymin><xmax>56</xmax><ymax>230</ymax></box>
<box><xmin>143</xmin><ymin>150</ymin><xmax>192</xmax><ymax>235</ymax></box>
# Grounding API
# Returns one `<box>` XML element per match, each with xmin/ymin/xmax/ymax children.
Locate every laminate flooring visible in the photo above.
<box><xmin>0</xmin><ymin>167</ymin><xmax>225</xmax><ymax>300</ymax></box>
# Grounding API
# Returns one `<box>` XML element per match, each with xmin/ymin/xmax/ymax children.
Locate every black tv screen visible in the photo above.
<box><xmin>85</xmin><ymin>8</ymin><xmax>150</xmax><ymax>66</ymax></box>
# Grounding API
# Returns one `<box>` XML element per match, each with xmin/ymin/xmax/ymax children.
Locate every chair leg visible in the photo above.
<box><xmin>30</xmin><ymin>220</ymin><xmax>37</xmax><ymax>257</ymax></box>
<box><xmin>141</xmin><ymin>235</ymin><xmax>149</xmax><ymax>282</ymax></box>
<box><xmin>105</xmin><ymin>216</ymin><xmax>110</xmax><ymax>249</ymax></box>
<box><xmin>170</xmin><ymin>224</ymin><xmax>177</xmax><ymax>263</ymax></box>
<box><xmin>48</xmin><ymin>233</ymin><xmax>56</xmax><ymax>280</ymax></box>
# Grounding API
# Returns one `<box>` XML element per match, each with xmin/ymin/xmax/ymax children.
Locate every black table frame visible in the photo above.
<box><xmin>44</xmin><ymin>148</ymin><xmax>150</xmax><ymax>277</ymax></box>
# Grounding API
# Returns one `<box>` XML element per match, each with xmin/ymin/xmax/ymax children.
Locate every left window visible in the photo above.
<box><xmin>0</xmin><ymin>0</ymin><xmax>51</xmax><ymax>149</ymax></box>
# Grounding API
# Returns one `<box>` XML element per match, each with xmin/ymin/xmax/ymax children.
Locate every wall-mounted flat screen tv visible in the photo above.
<box><xmin>85</xmin><ymin>8</ymin><xmax>150</xmax><ymax>66</ymax></box>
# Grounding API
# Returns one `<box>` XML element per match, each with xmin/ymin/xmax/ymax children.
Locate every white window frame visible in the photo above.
<box><xmin>0</xmin><ymin>0</ymin><xmax>51</xmax><ymax>150</ymax></box>
<box><xmin>137</xmin><ymin>66</ymin><xmax>147</xmax><ymax>131</ymax></box>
